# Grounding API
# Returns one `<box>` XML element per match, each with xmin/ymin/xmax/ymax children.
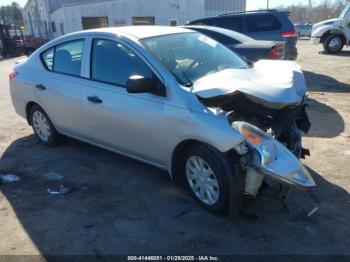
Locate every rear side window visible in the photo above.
<box><xmin>53</xmin><ymin>40</ymin><xmax>84</xmax><ymax>76</ymax></box>
<box><xmin>246</xmin><ymin>15</ymin><xmax>281</xmax><ymax>32</ymax></box>
<box><xmin>91</xmin><ymin>39</ymin><xmax>153</xmax><ymax>86</ymax></box>
<box><xmin>190</xmin><ymin>17</ymin><xmax>244</xmax><ymax>32</ymax></box>
<box><xmin>215</xmin><ymin>17</ymin><xmax>244</xmax><ymax>32</ymax></box>
<box><xmin>41</xmin><ymin>48</ymin><xmax>54</xmax><ymax>70</ymax></box>
<box><xmin>40</xmin><ymin>40</ymin><xmax>84</xmax><ymax>76</ymax></box>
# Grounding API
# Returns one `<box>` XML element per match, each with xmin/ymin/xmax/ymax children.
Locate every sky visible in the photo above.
<box><xmin>247</xmin><ymin>0</ymin><xmax>318</xmax><ymax>10</ymax></box>
<box><xmin>0</xmin><ymin>0</ymin><xmax>326</xmax><ymax>8</ymax></box>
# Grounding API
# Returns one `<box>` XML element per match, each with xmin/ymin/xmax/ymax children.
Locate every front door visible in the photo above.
<box><xmin>82</xmin><ymin>38</ymin><xmax>167</xmax><ymax>165</ymax></box>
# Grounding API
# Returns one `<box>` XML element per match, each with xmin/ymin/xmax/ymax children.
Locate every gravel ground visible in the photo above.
<box><xmin>0</xmin><ymin>40</ymin><xmax>349</xmax><ymax>256</ymax></box>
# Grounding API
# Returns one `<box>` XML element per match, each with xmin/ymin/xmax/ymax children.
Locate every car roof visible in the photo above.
<box><xmin>218</xmin><ymin>9</ymin><xmax>288</xmax><ymax>17</ymax></box>
<box><xmin>188</xmin><ymin>10</ymin><xmax>290</xmax><ymax>24</ymax></box>
<box><xmin>183</xmin><ymin>25</ymin><xmax>255</xmax><ymax>43</ymax></box>
<box><xmin>62</xmin><ymin>26</ymin><xmax>193</xmax><ymax>40</ymax></box>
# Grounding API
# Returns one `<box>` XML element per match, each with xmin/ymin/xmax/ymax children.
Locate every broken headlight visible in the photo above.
<box><xmin>234</xmin><ymin>122</ymin><xmax>277</xmax><ymax>165</ymax></box>
<box><xmin>233</xmin><ymin>121</ymin><xmax>316</xmax><ymax>189</ymax></box>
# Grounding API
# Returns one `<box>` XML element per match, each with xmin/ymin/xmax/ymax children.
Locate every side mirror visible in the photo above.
<box><xmin>126</xmin><ymin>75</ymin><xmax>166</xmax><ymax>96</ymax></box>
<box><xmin>126</xmin><ymin>75</ymin><xmax>156</xmax><ymax>94</ymax></box>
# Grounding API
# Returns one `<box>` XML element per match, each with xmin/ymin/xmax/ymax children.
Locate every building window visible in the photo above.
<box><xmin>60</xmin><ymin>22</ymin><xmax>64</xmax><ymax>35</ymax></box>
<box><xmin>170</xmin><ymin>19</ymin><xmax>178</xmax><ymax>26</ymax></box>
<box><xmin>132</xmin><ymin>16</ymin><xmax>155</xmax><ymax>25</ymax></box>
<box><xmin>51</xmin><ymin>21</ymin><xmax>56</xmax><ymax>33</ymax></box>
<box><xmin>82</xmin><ymin>17</ymin><xmax>109</xmax><ymax>30</ymax></box>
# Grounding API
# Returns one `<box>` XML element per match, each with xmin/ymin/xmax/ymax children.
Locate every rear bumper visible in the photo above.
<box><xmin>284</xmin><ymin>37</ymin><xmax>298</xmax><ymax>60</ymax></box>
<box><xmin>285</xmin><ymin>47</ymin><xmax>298</xmax><ymax>60</ymax></box>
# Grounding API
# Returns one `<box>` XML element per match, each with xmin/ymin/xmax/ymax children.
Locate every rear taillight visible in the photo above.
<box><xmin>281</xmin><ymin>28</ymin><xmax>297</xmax><ymax>37</ymax></box>
<box><xmin>9</xmin><ymin>71</ymin><xmax>18</xmax><ymax>81</ymax></box>
<box><xmin>268</xmin><ymin>49</ymin><xmax>281</xmax><ymax>59</ymax></box>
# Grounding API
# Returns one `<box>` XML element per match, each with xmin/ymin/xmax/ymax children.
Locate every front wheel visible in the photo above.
<box><xmin>323</xmin><ymin>34</ymin><xmax>344</xmax><ymax>54</ymax></box>
<box><xmin>182</xmin><ymin>144</ymin><xmax>244</xmax><ymax>215</ymax></box>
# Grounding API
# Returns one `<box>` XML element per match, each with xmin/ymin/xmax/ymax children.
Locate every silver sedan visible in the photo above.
<box><xmin>9</xmin><ymin>26</ymin><xmax>315</xmax><ymax>215</ymax></box>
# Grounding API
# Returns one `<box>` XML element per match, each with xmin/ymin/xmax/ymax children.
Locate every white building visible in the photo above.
<box><xmin>23</xmin><ymin>0</ymin><xmax>246</xmax><ymax>39</ymax></box>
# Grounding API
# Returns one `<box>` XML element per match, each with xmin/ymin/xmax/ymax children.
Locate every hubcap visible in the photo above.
<box><xmin>329</xmin><ymin>37</ymin><xmax>341</xmax><ymax>52</ymax></box>
<box><xmin>186</xmin><ymin>156</ymin><xmax>220</xmax><ymax>206</ymax></box>
<box><xmin>32</xmin><ymin>111</ymin><xmax>51</xmax><ymax>142</ymax></box>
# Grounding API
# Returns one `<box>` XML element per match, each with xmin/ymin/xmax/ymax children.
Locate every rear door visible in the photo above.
<box><xmin>35</xmin><ymin>39</ymin><xmax>85</xmax><ymax>137</ymax></box>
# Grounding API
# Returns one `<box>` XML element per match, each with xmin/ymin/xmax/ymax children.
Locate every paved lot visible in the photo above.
<box><xmin>0</xmin><ymin>40</ymin><xmax>349</xmax><ymax>256</ymax></box>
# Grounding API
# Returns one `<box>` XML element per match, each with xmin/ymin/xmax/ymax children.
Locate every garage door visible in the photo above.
<box><xmin>132</xmin><ymin>17</ymin><xmax>155</xmax><ymax>25</ymax></box>
<box><xmin>82</xmin><ymin>17</ymin><xmax>109</xmax><ymax>30</ymax></box>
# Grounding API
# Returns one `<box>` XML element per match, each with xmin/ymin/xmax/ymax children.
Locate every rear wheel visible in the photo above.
<box><xmin>30</xmin><ymin>105</ymin><xmax>61</xmax><ymax>146</ymax></box>
<box><xmin>182</xmin><ymin>143</ymin><xmax>244</xmax><ymax>214</ymax></box>
<box><xmin>323</xmin><ymin>34</ymin><xmax>344</xmax><ymax>54</ymax></box>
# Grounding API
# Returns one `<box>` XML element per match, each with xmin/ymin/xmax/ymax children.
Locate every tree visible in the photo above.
<box><xmin>0</xmin><ymin>2</ymin><xmax>23</xmax><ymax>24</ymax></box>
<box><xmin>279</xmin><ymin>0</ymin><xmax>347</xmax><ymax>24</ymax></box>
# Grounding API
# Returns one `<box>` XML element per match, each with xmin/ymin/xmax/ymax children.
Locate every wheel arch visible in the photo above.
<box><xmin>26</xmin><ymin>101</ymin><xmax>39</xmax><ymax>125</ymax></box>
<box><xmin>320</xmin><ymin>29</ymin><xmax>346</xmax><ymax>43</ymax></box>
<box><xmin>170</xmin><ymin>139</ymin><xmax>242</xmax><ymax>181</ymax></box>
<box><xmin>171</xmin><ymin>139</ymin><xmax>203</xmax><ymax>181</ymax></box>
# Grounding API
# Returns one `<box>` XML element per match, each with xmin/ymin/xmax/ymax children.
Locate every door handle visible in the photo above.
<box><xmin>35</xmin><ymin>84</ymin><xmax>46</xmax><ymax>90</ymax></box>
<box><xmin>87</xmin><ymin>96</ymin><xmax>103</xmax><ymax>104</ymax></box>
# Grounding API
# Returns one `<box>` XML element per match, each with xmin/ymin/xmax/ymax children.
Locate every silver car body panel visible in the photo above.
<box><xmin>9</xmin><ymin>26</ymin><xmax>314</xmax><ymax>190</ymax></box>
<box><xmin>9</xmin><ymin>27</ymin><xmax>246</xmax><ymax>174</ymax></box>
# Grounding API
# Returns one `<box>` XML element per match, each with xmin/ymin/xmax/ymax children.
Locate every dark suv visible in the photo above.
<box><xmin>187</xmin><ymin>10</ymin><xmax>298</xmax><ymax>60</ymax></box>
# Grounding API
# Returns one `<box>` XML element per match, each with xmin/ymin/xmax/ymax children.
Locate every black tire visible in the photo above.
<box><xmin>323</xmin><ymin>34</ymin><xmax>344</xmax><ymax>54</ymax></box>
<box><xmin>29</xmin><ymin>105</ymin><xmax>61</xmax><ymax>146</ymax></box>
<box><xmin>182</xmin><ymin>143</ymin><xmax>244</xmax><ymax>215</ymax></box>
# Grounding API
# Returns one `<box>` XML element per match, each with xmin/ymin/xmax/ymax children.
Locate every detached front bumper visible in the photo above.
<box><xmin>311</xmin><ymin>36</ymin><xmax>321</xmax><ymax>45</ymax></box>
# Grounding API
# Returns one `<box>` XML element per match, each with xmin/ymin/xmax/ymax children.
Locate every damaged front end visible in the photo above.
<box><xmin>200</xmin><ymin>91</ymin><xmax>311</xmax><ymax>158</ymax></box>
<box><xmin>198</xmin><ymin>91</ymin><xmax>314</xmax><ymax>195</ymax></box>
<box><xmin>193</xmin><ymin>60</ymin><xmax>315</xmax><ymax>194</ymax></box>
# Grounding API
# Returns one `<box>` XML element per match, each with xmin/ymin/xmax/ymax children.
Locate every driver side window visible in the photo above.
<box><xmin>91</xmin><ymin>39</ymin><xmax>153</xmax><ymax>87</ymax></box>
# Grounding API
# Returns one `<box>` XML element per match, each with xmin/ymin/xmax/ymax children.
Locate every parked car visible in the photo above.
<box><xmin>9</xmin><ymin>27</ymin><xmax>315</xmax><ymax>215</ymax></box>
<box><xmin>311</xmin><ymin>3</ymin><xmax>350</xmax><ymax>54</ymax></box>
<box><xmin>183</xmin><ymin>25</ymin><xmax>286</xmax><ymax>62</ymax></box>
<box><xmin>187</xmin><ymin>9</ymin><xmax>298</xmax><ymax>60</ymax></box>
<box><xmin>294</xmin><ymin>23</ymin><xmax>312</xmax><ymax>38</ymax></box>
<box><xmin>23</xmin><ymin>35</ymin><xmax>48</xmax><ymax>56</ymax></box>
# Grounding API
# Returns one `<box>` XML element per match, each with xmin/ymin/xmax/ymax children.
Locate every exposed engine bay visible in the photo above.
<box><xmin>199</xmin><ymin>91</ymin><xmax>311</xmax><ymax>158</ymax></box>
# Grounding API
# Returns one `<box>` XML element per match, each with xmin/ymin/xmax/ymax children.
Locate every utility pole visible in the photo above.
<box><xmin>267</xmin><ymin>0</ymin><xmax>269</xmax><ymax>10</ymax></box>
<box><xmin>308</xmin><ymin>0</ymin><xmax>312</xmax><ymax>23</ymax></box>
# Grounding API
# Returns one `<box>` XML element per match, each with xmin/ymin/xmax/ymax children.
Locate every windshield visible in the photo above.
<box><xmin>141</xmin><ymin>32</ymin><xmax>248</xmax><ymax>86</ymax></box>
<box><xmin>339</xmin><ymin>3</ymin><xmax>350</xmax><ymax>19</ymax></box>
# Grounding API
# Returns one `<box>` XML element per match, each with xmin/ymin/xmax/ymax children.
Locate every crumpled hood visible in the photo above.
<box><xmin>193</xmin><ymin>60</ymin><xmax>307</xmax><ymax>108</ymax></box>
